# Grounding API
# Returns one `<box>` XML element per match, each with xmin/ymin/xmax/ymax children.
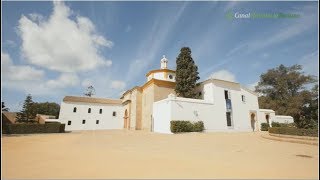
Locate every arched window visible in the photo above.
<box><xmin>99</xmin><ymin>109</ymin><xmax>102</xmax><ymax>114</ymax></box>
<box><xmin>73</xmin><ymin>107</ymin><xmax>77</xmax><ymax>113</ymax></box>
<box><xmin>113</xmin><ymin>111</ymin><xmax>117</xmax><ymax>116</ymax></box>
<box><xmin>88</xmin><ymin>108</ymin><xmax>91</xmax><ymax>113</ymax></box>
<box><xmin>266</xmin><ymin>114</ymin><xmax>270</xmax><ymax>124</ymax></box>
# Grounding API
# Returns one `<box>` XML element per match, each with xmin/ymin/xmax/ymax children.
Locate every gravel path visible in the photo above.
<box><xmin>2</xmin><ymin>130</ymin><xmax>318</xmax><ymax>179</ymax></box>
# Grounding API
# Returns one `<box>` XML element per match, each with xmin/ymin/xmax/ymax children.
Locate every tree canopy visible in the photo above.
<box><xmin>16</xmin><ymin>94</ymin><xmax>35</xmax><ymax>123</ymax></box>
<box><xmin>84</xmin><ymin>85</ymin><xmax>96</xmax><ymax>97</ymax></box>
<box><xmin>16</xmin><ymin>94</ymin><xmax>61</xmax><ymax>123</ymax></box>
<box><xmin>31</xmin><ymin>102</ymin><xmax>60</xmax><ymax>118</ymax></box>
<box><xmin>255</xmin><ymin>64</ymin><xmax>318</xmax><ymax>128</ymax></box>
<box><xmin>175</xmin><ymin>47</ymin><xmax>200</xmax><ymax>98</ymax></box>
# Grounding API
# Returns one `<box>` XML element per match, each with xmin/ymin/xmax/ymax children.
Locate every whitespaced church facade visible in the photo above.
<box><xmin>58</xmin><ymin>56</ymin><xmax>293</xmax><ymax>133</ymax></box>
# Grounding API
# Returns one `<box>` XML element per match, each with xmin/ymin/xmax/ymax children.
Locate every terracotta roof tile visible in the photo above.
<box><xmin>63</xmin><ymin>96</ymin><xmax>122</xmax><ymax>105</ymax></box>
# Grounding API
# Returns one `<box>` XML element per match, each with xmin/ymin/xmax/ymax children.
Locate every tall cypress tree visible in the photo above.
<box><xmin>16</xmin><ymin>94</ymin><xmax>35</xmax><ymax>123</ymax></box>
<box><xmin>175</xmin><ymin>47</ymin><xmax>200</xmax><ymax>98</ymax></box>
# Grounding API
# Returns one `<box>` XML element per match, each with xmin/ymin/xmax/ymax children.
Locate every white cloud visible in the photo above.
<box><xmin>247</xmin><ymin>81</ymin><xmax>259</xmax><ymax>91</ymax></box>
<box><xmin>125</xmin><ymin>25</ymin><xmax>132</xmax><ymax>32</ymax></box>
<box><xmin>46</xmin><ymin>73</ymin><xmax>79</xmax><ymax>89</ymax></box>
<box><xmin>262</xmin><ymin>53</ymin><xmax>269</xmax><ymax>58</ymax></box>
<box><xmin>223</xmin><ymin>1</ymin><xmax>240</xmax><ymax>12</ymax></box>
<box><xmin>111</xmin><ymin>80</ymin><xmax>126</xmax><ymax>90</ymax></box>
<box><xmin>4</xmin><ymin>40</ymin><xmax>17</xmax><ymax>47</ymax></box>
<box><xmin>18</xmin><ymin>1</ymin><xmax>113</xmax><ymax>73</ymax></box>
<box><xmin>1</xmin><ymin>52</ymin><xmax>44</xmax><ymax>81</ymax></box>
<box><xmin>300</xmin><ymin>50</ymin><xmax>319</xmax><ymax>76</ymax></box>
<box><xmin>28</xmin><ymin>13</ymin><xmax>44</xmax><ymax>22</ymax></box>
<box><xmin>209</xmin><ymin>70</ymin><xmax>236</xmax><ymax>82</ymax></box>
<box><xmin>226</xmin><ymin>43</ymin><xmax>249</xmax><ymax>57</ymax></box>
<box><xmin>201</xmin><ymin>4</ymin><xmax>317</xmax><ymax>78</ymax></box>
<box><xmin>125</xmin><ymin>2</ymin><xmax>188</xmax><ymax>82</ymax></box>
<box><xmin>119</xmin><ymin>91</ymin><xmax>126</xmax><ymax>97</ymax></box>
<box><xmin>81</xmin><ymin>78</ymin><xmax>93</xmax><ymax>87</ymax></box>
<box><xmin>246</xmin><ymin>5</ymin><xmax>317</xmax><ymax>54</ymax></box>
<box><xmin>2</xmin><ymin>52</ymin><xmax>80</xmax><ymax>95</ymax></box>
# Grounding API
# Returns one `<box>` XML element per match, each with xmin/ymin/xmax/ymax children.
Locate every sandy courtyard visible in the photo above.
<box><xmin>2</xmin><ymin>130</ymin><xmax>319</xmax><ymax>179</ymax></box>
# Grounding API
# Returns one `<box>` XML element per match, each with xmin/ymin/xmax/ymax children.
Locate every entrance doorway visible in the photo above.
<box><xmin>124</xmin><ymin>109</ymin><xmax>129</xmax><ymax>129</ymax></box>
<box><xmin>266</xmin><ymin>114</ymin><xmax>270</xmax><ymax>124</ymax></box>
<box><xmin>250</xmin><ymin>113</ymin><xmax>256</xmax><ymax>131</ymax></box>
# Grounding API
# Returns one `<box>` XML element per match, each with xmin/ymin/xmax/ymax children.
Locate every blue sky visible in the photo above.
<box><xmin>2</xmin><ymin>1</ymin><xmax>318</xmax><ymax>111</ymax></box>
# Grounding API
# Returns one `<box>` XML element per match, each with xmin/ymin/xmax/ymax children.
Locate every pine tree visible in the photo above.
<box><xmin>175</xmin><ymin>47</ymin><xmax>200</xmax><ymax>98</ymax></box>
<box><xmin>16</xmin><ymin>94</ymin><xmax>35</xmax><ymax>123</ymax></box>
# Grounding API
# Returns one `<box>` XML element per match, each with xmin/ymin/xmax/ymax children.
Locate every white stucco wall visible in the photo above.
<box><xmin>257</xmin><ymin>110</ymin><xmax>293</xmax><ymax>126</ymax></box>
<box><xmin>258</xmin><ymin>109</ymin><xmax>276</xmax><ymax>125</ymax></box>
<box><xmin>153</xmin><ymin>100</ymin><xmax>172</xmax><ymax>133</ymax></box>
<box><xmin>58</xmin><ymin>101</ymin><xmax>123</xmax><ymax>131</ymax></box>
<box><xmin>275</xmin><ymin>115</ymin><xmax>294</xmax><ymax>124</ymax></box>
<box><xmin>147</xmin><ymin>72</ymin><xmax>176</xmax><ymax>82</ymax></box>
<box><xmin>153</xmin><ymin>80</ymin><xmax>261</xmax><ymax>134</ymax></box>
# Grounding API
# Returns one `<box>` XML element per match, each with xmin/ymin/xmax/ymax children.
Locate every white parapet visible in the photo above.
<box><xmin>274</xmin><ymin>115</ymin><xmax>294</xmax><ymax>124</ymax></box>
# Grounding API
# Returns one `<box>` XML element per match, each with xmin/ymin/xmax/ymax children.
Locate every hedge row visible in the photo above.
<box><xmin>260</xmin><ymin>123</ymin><xmax>270</xmax><ymax>131</ymax></box>
<box><xmin>170</xmin><ymin>120</ymin><xmax>204</xmax><ymax>133</ymax></box>
<box><xmin>271</xmin><ymin>122</ymin><xmax>280</xmax><ymax>127</ymax></box>
<box><xmin>272</xmin><ymin>122</ymin><xmax>296</xmax><ymax>128</ymax></box>
<box><xmin>3</xmin><ymin>122</ymin><xmax>65</xmax><ymax>134</ymax></box>
<box><xmin>268</xmin><ymin>127</ymin><xmax>318</xmax><ymax>137</ymax></box>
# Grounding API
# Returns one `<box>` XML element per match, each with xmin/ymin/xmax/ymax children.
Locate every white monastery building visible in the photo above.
<box><xmin>59</xmin><ymin>96</ymin><xmax>123</xmax><ymax>131</ymax></box>
<box><xmin>58</xmin><ymin>56</ymin><xmax>293</xmax><ymax>133</ymax></box>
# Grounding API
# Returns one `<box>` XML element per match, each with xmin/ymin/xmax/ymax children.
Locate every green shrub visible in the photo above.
<box><xmin>268</xmin><ymin>127</ymin><xmax>318</xmax><ymax>137</ymax></box>
<box><xmin>278</xmin><ymin>122</ymin><xmax>296</xmax><ymax>128</ymax></box>
<box><xmin>170</xmin><ymin>120</ymin><xmax>204</xmax><ymax>133</ymax></box>
<box><xmin>287</xmin><ymin>123</ymin><xmax>297</xmax><ymax>128</ymax></box>
<box><xmin>59</xmin><ymin>124</ymin><xmax>65</xmax><ymax>133</ymax></box>
<box><xmin>271</xmin><ymin>122</ymin><xmax>281</xmax><ymax>127</ymax></box>
<box><xmin>4</xmin><ymin>123</ymin><xmax>65</xmax><ymax>134</ymax></box>
<box><xmin>260</xmin><ymin>123</ymin><xmax>270</xmax><ymax>131</ymax></box>
<box><xmin>193</xmin><ymin>121</ymin><xmax>204</xmax><ymax>132</ymax></box>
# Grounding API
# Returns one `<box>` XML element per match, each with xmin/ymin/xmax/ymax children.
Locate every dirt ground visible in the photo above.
<box><xmin>2</xmin><ymin>130</ymin><xmax>319</xmax><ymax>179</ymax></box>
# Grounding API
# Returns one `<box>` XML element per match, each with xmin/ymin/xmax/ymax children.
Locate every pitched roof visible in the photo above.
<box><xmin>2</xmin><ymin>112</ymin><xmax>17</xmax><ymax>124</ymax></box>
<box><xmin>200</xmin><ymin>78</ymin><xmax>240</xmax><ymax>85</ymax></box>
<box><xmin>63</xmin><ymin>96</ymin><xmax>122</xmax><ymax>105</ymax></box>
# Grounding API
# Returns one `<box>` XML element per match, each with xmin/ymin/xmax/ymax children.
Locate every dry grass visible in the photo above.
<box><xmin>2</xmin><ymin>130</ymin><xmax>319</xmax><ymax>179</ymax></box>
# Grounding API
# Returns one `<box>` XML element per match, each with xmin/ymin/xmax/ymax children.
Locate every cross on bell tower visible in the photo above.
<box><xmin>160</xmin><ymin>55</ymin><xmax>168</xmax><ymax>69</ymax></box>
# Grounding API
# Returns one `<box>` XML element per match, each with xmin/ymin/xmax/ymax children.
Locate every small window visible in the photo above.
<box><xmin>224</xmin><ymin>90</ymin><xmax>229</xmax><ymax>99</ymax></box>
<box><xmin>241</xmin><ymin>95</ymin><xmax>246</xmax><ymax>102</ymax></box>
<box><xmin>96</xmin><ymin>120</ymin><xmax>99</xmax><ymax>124</ymax></box>
<box><xmin>226</xmin><ymin>112</ymin><xmax>232</xmax><ymax>127</ymax></box>
<box><xmin>68</xmin><ymin>121</ymin><xmax>72</xmax><ymax>125</ymax></box>
<box><xmin>88</xmin><ymin>108</ymin><xmax>91</xmax><ymax>113</ymax></box>
<box><xmin>113</xmin><ymin>111</ymin><xmax>116</xmax><ymax>116</ymax></box>
<box><xmin>168</xmin><ymin>75</ymin><xmax>173</xmax><ymax>79</ymax></box>
<box><xmin>82</xmin><ymin>120</ymin><xmax>86</xmax><ymax>124</ymax></box>
<box><xmin>99</xmin><ymin>109</ymin><xmax>102</xmax><ymax>114</ymax></box>
<box><xmin>73</xmin><ymin>107</ymin><xmax>77</xmax><ymax>113</ymax></box>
